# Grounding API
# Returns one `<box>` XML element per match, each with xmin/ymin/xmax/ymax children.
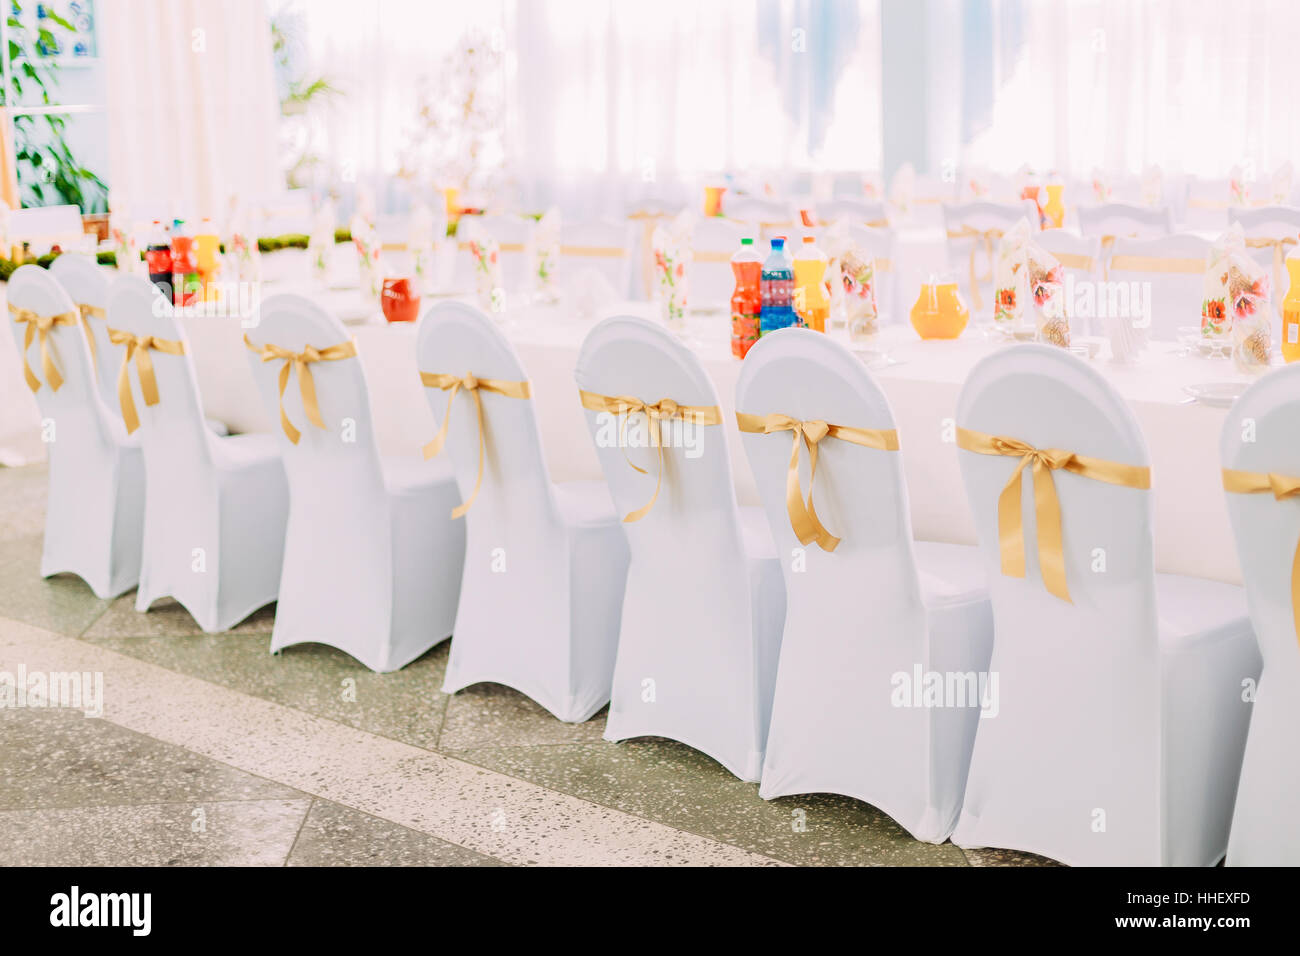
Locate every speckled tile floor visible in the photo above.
<box><xmin>0</xmin><ymin>462</ymin><xmax>1058</xmax><ymax>867</ymax></box>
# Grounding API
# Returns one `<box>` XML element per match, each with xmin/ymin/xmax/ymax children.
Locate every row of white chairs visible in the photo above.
<box><xmin>8</xmin><ymin>260</ymin><xmax>1294</xmax><ymax>865</ymax></box>
<box><xmin>944</xmin><ymin>201</ymin><xmax>1300</xmax><ymax>341</ymax></box>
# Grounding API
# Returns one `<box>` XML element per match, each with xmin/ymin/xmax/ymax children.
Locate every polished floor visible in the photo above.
<box><xmin>0</xmin><ymin>463</ymin><xmax>1054</xmax><ymax>867</ymax></box>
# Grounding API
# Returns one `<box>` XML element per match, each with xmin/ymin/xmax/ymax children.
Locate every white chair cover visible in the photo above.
<box><xmin>49</xmin><ymin>252</ymin><xmax>118</xmax><ymax>415</ymax></box>
<box><xmin>575</xmin><ymin>315</ymin><xmax>785</xmax><ymax>781</ymax></box>
<box><xmin>689</xmin><ymin>217</ymin><xmax>748</xmax><ymax>310</ymax></box>
<box><xmin>737</xmin><ymin>329</ymin><xmax>992</xmax><ymax>842</ymax></box>
<box><xmin>1106</xmin><ymin>234</ymin><xmax>1210</xmax><ymax>343</ymax></box>
<box><xmin>951</xmin><ymin>344</ymin><xmax>1258</xmax><ymax>865</ymax></box>
<box><xmin>815</xmin><ymin>197</ymin><xmax>889</xmax><ymax>227</ymax></box>
<box><xmin>942</xmin><ymin>200</ymin><xmax>1040</xmax><ymax>311</ymax></box>
<box><xmin>418</xmin><ymin>302</ymin><xmax>628</xmax><ymax>719</ymax></box>
<box><xmin>1221</xmin><ymin>366</ymin><xmax>1300</xmax><ymax>865</ymax></box>
<box><xmin>7</xmin><ymin>265</ymin><xmax>143</xmax><ymax>598</ymax></box>
<box><xmin>1077</xmin><ymin>201</ymin><xmax>1174</xmax><ymax>241</ymax></box>
<box><xmin>560</xmin><ymin>220</ymin><xmax>637</xmax><ymax>300</ymax></box>
<box><xmin>107</xmin><ymin>274</ymin><xmax>288</xmax><ymax>632</ymax></box>
<box><xmin>246</xmin><ymin>293</ymin><xmax>464</xmax><ymax>671</ymax></box>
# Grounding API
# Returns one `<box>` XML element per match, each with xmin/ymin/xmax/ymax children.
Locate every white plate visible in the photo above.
<box><xmin>1183</xmin><ymin>382</ymin><xmax>1247</xmax><ymax>408</ymax></box>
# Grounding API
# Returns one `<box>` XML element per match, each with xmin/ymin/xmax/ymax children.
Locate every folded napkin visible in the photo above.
<box><xmin>1141</xmin><ymin>165</ymin><xmax>1164</xmax><ymax>206</ymax></box>
<box><xmin>350</xmin><ymin>214</ymin><xmax>382</xmax><ymax>299</ymax></box>
<box><xmin>309</xmin><ymin>198</ymin><xmax>337</xmax><ymax>280</ymax></box>
<box><xmin>889</xmin><ymin>162</ymin><xmax>915</xmax><ymax>217</ymax></box>
<box><xmin>459</xmin><ymin>219</ymin><xmax>503</xmax><ymax>312</ymax></box>
<box><xmin>565</xmin><ymin>266</ymin><xmax>620</xmax><ymax>322</ymax></box>
<box><xmin>966</xmin><ymin>167</ymin><xmax>991</xmax><ymax>199</ymax></box>
<box><xmin>1204</xmin><ymin>224</ymin><xmax>1272</xmax><ymax>367</ymax></box>
<box><xmin>1026</xmin><ymin>240</ymin><xmax>1068</xmax><ymax>347</ymax></box>
<box><xmin>1230</xmin><ymin>165</ymin><xmax>1250</xmax><ymax>207</ymax></box>
<box><xmin>225</xmin><ymin>198</ymin><xmax>262</xmax><ymax>283</ymax></box>
<box><xmin>840</xmin><ymin>248</ymin><xmax>880</xmax><ymax>342</ymax></box>
<box><xmin>651</xmin><ymin>215</ymin><xmax>692</xmax><ymax>328</ymax></box>
<box><xmin>528</xmin><ymin>207</ymin><xmax>561</xmax><ymax>303</ymax></box>
<box><xmin>993</xmin><ymin>218</ymin><xmax>1033</xmax><ymax>330</ymax></box>
<box><xmin>407</xmin><ymin>201</ymin><xmax>445</xmax><ymax>294</ymax></box>
<box><xmin>861</xmin><ymin>172</ymin><xmax>883</xmax><ymax>200</ymax></box>
<box><xmin>1273</xmin><ymin>162</ymin><xmax>1294</xmax><ymax>204</ymax></box>
<box><xmin>1090</xmin><ymin>168</ymin><xmax>1112</xmax><ymax>203</ymax></box>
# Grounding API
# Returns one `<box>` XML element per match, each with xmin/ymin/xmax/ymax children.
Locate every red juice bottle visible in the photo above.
<box><xmin>730</xmin><ymin>238</ymin><xmax>762</xmax><ymax>358</ymax></box>
<box><xmin>145</xmin><ymin>221</ymin><xmax>173</xmax><ymax>301</ymax></box>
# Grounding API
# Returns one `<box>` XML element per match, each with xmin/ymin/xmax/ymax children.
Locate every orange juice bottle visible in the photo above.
<box><xmin>1283</xmin><ymin>251</ymin><xmax>1300</xmax><ymax>363</ymax></box>
<box><xmin>792</xmin><ymin>236</ymin><xmax>830</xmax><ymax>332</ymax></box>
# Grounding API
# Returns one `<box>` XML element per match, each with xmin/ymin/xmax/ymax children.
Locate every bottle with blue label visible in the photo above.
<box><xmin>760</xmin><ymin>236</ymin><xmax>797</xmax><ymax>336</ymax></box>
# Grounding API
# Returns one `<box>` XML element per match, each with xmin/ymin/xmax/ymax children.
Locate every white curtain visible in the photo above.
<box><xmin>275</xmin><ymin>0</ymin><xmax>882</xmax><ymax>217</ymax></box>
<box><xmin>963</xmin><ymin>0</ymin><xmax>1299</xmax><ymax>179</ymax></box>
<box><xmin>100</xmin><ymin>0</ymin><xmax>281</xmax><ymax>220</ymax></box>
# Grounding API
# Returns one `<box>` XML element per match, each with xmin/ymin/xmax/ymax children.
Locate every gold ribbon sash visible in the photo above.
<box><xmin>560</xmin><ymin>245</ymin><xmax>627</xmax><ymax>259</ymax></box>
<box><xmin>421</xmin><ymin>371</ymin><xmax>532</xmax><ymax>519</ymax></box>
<box><xmin>737</xmin><ymin>411</ymin><xmax>899</xmax><ymax>552</ymax></box>
<box><xmin>10</xmin><ymin>302</ymin><xmax>79</xmax><ymax>393</ymax></box>
<box><xmin>945</xmin><ymin>226</ymin><xmax>1004</xmax><ymax>311</ymax></box>
<box><xmin>1107</xmin><ymin>255</ymin><xmax>1205</xmax><ymax>274</ymax></box>
<box><xmin>956</xmin><ymin>427</ymin><xmax>1150</xmax><ymax>603</ymax></box>
<box><xmin>1054</xmin><ymin>252</ymin><xmax>1096</xmax><ymax>272</ymax></box>
<box><xmin>579</xmin><ymin>389</ymin><xmax>722</xmax><ymax>523</ymax></box>
<box><xmin>106</xmin><ymin>327</ymin><xmax>187</xmax><ymax>433</ymax></box>
<box><xmin>77</xmin><ymin>303</ymin><xmax>104</xmax><ymax>370</ymax></box>
<box><xmin>244</xmin><ymin>335</ymin><xmax>358</xmax><ymax>445</ymax></box>
<box><xmin>1223</xmin><ymin>468</ymin><xmax>1300</xmax><ymax>647</ymax></box>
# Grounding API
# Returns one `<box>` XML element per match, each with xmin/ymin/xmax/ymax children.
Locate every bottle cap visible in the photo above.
<box><xmin>740</xmin><ymin>238</ymin><xmax>753</xmax><ymax>245</ymax></box>
<box><xmin>803</xmin><ymin>236</ymin><xmax>815</xmax><ymax>243</ymax></box>
<box><xmin>771</xmin><ymin>237</ymin><xmax>785</xmax><ymax>249</ymax></box>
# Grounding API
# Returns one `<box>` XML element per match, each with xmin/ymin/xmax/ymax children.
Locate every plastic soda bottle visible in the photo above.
<box><xmin>144</xmin><ymin>221</ymin><xmax>173</xmax><ymax>301</ymax></box>
<box><xmin>793</xmin><ymin>235</ymin><xmax>830</xmax><ymax>332</ymax></box>
<box><xmin>730</xmin><ymin>238</ymin><xmax>762</xmax><ymax>358</ymax></box>
<box><xmin>760</xmin><ymin>237</ymin><xmax>797</xmax><ymax>336</ymax></box>
<box><xmin>170</xmin><ymin>220</ymin><xmax>199</xmax><ymax>307</ymax></box>
<box><xmin>1283</xmin><ymin>248</ymin><xmax>1300</xmax><ymax>363</ymax></box>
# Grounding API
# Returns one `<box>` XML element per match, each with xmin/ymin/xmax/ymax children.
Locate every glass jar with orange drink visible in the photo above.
<box><xmin>1283</xmin><ymin>249</ymin><xmax>1300</xmax><ymax>363</ymax></box>
<box><xmin>910</xmin><ymin>273</ymin><xmax>969</xmax><ymax>339</ymax></box>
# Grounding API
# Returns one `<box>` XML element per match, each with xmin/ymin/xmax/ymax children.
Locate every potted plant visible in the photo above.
<box><xmin>6</xmin><ymin>2</ymin><xmax>108</xmax><ymax>235</ymax></box>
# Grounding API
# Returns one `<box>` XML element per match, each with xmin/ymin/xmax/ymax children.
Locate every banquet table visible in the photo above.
<box><xmin>0</xmin><ymin>249</ymin><xmax>1261</xmax><ymax>585</ymax></box>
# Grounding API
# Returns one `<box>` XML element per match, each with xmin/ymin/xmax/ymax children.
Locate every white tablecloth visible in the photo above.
<box><xmin>0</xmin><ymin>250</ymin><xmax>1260</xmax><ymax>584</ymax></box>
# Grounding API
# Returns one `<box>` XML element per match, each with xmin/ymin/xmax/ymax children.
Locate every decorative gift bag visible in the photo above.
<box><xmin>1026</xmin><ymin>240</ymin><xmax>1068</xmax><ymax>347</ymax></box>
<box><xmin>1272</xmin><ymin>161</ymin><xmax>1294</xmax><ymax>204</ymax></box>
<box><xmin>1090</xmin><ymin>167</ymin><xmax>1113</xmax><ymax>203</ymax></box>
<box><xmin>840</xmin><ymin>248</ymin><xmax>880</xmax><ymax>343</ymax></box>
<box><xmin>528</xmin><ymin>207</ymin><xmax>561</xmax><ymax>304</ymax></box>
<box><xmin>1141</xmin><ymin>164</ymin><xmax>1164</xmax><ymax>206</ymax></box>
<box><xmin>351</xmin><ymin>215</ymin><xmax>382</xmax><ymax>301</ymax></box>
<box><xmin>993</xmin><ymin>218</ymin><xmax>1032</xmax><ymax>332</ymax></box>
<box><xmin>651</xmin><ymin>222</ymin><xmax>688</xmax><ymax>331</ymax></box>
<box><xmin>407</xmin><ymin>202</ymin><xmax>438</xmax><ymax>295</ymax></box>
<box><xmin>225</xmin><ymin>199</ymin><xmax>262</xmax><ymax>284</ymax></box>
<box><xmin>308</xmin><ymin>198</ymin><xmax>336</xmax><ymax>284</ymax></box>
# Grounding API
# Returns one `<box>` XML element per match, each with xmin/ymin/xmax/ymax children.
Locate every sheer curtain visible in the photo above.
<box><xmin>275</xmin><ymin>0</ymin><xmax>882</xmax><ymax>217</ymax></box>
<box><xmin>962</xmin><ymin>0</ymin><xmax>1300</xmax><ymax>179</ymax></box>
<box><xmin>100</xmin><ymin>0</ymin><xmax>281</xmax><ymax>219</ymax></box>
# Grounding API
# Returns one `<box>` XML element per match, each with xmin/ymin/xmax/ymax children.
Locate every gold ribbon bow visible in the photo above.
<box><xmin>421</xmin><ymin>371</ymin><xmax>532</xmax><ymax>519</ymax></box>
<box><xmin>10</xmin><ymin>302</ymin><xmax>79</xmax><ymax>393</ymax></box>
<box><xmin>76</xmin><ymin>303</ymin><xmax>104</xmax><ymax>370</ymax></box>
<box><xmin>244</xmin><ymin>335</ymin><xmax>358</xmax><ymax>445</ymax></box>
<box><xmin>1223</xmin><ymin>468</ymin><xmax>1300</xmax><ymax>647</ymax></box>
<box><xmin>106</xmin><ymin>327</ymin><xmax>188</xmax><ymax>433</ymax></box>
<box><xmin>956</xmin><ymin>427</ymin><xmax>1150</xmax><ymax>603</ymax></box>
<box><xmin>579</xmin><ymin>389</ymin><xmax>722</xmax><ymax>523</ymax></box>
<box><xmin>737</xmin><ymin>412</ymin><xmax>899</xmax><ymax>552</ymax></box>
<box><xmin>1243</xmin><ymin>236</ymin><xmax>1298</xmax><ymax>313</ymax></box>
<box><xmin>944</xmin><ymin>226</ymin><xmax>1004</xmax><ymax>312</ymax></box>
